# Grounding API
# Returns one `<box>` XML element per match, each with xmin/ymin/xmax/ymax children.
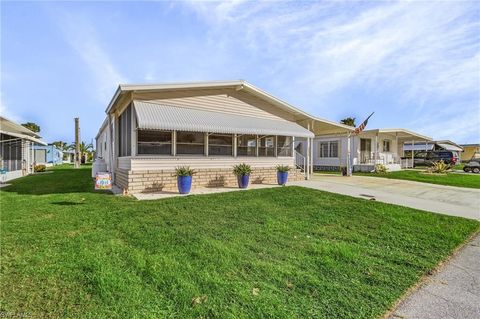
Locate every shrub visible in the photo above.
<box><xmin>233</xmin><ymin>163</ymin><xmax>252</xmax><ymax>176</ymax></box>
<box><xmin>173</xmin><ymin>166</ymin><xmax>196</xmax><ymax>177</ymax></box>
<box><xmin>276</xmin><ymin>165</ymin><xmax>291</xmax><ymax>173</ymax></box>
<box><xmin>428</xmin><ymin>160</ymin><xmax>450</xmax><ymax>174</ymax></box>
<box><xmin>34</xmin><ymin>164</ymin><xmax>46</xmax><ymax>173</ymax></box>
<box><xmin>374</xmin><ymin>164</ymin><xmax>388</xmax><ymax>174</ymax></box>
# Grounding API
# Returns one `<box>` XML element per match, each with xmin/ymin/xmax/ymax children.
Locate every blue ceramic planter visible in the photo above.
<box><xmin>277</xmin><ymin>172</ymin><xmax>288</xmax><ymax>185</ymax></box>
<box><xmin>237</xmin><ymin>174</ymin><xmax>250</xmax><ymax>189</ymax></box>
<box><xmin>177</xmin><ymin>175</ymin><xmax>192</xmax><ymax>194</ymax></box>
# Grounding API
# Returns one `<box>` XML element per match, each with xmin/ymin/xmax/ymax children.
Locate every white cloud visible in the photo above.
<box><xmin>48</xmin><ymin>9</ymin><xmax>127</xmax><ymax>102</ymax></box>
<box><xmin>183</xmin><ymin>1</ymin><xmax>480</xmax><ymax>142</ymax></box>
<box><xmin>0</xmin><ymin>92</ymin><xmax>22</xmax><ymax>122</ymax></box>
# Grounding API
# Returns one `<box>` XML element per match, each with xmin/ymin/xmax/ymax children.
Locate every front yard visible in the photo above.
<box><xmin>1</xmin><ymin>166</ymin><xmax>478</xmax><ymax>318</ymax></box>
<box><xmin>355</xmin><ymin>169</ymin><xmax>480</xmax><ymax>189</ymax></box>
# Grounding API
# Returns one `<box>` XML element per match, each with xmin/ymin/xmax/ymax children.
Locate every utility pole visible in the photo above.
<box><xmin>74</xmin><ymin>117</ymin><xmax>81</xmax><ymax>168</ymax></box>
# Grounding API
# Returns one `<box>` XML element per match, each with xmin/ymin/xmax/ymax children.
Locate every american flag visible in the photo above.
<box><xmin>354</xmin><ymin>112</ymin><xmax>374</xmax><ymax>135</ymax></box>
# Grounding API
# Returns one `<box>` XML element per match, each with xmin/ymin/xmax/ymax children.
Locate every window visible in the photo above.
<box><xmin>383</xmin><ymin>140</ymin><xmax>391</xmax><ymax>152</ymax></box>
<box><xmin>118</xmin><ymin>105</ymin><xmax>132</xmax><ymax>157</ymax></box>
<box><xmin>237</xmin><ymin>135</ymin><xmax>257</xmax><ymax>156</ymax></box>
<box><xmin>319</xmin><ymin>141</ymin><xmax>339</xmax><ymax>158</ymax></box>
<box><xmin>329</xmin><ymin>141</ymin><xmax>338</xmax><ymax>157</ymax></box>
<box><xmin>258</xmin><ymin>136</ymin><xmax>275</xmax><ymax>157</ymax></box>
<box><xmin>177</xmin><ymin>131</ymin><xmax>205</xmax><ymax>155</ymax></box>
<box><xmin>277</xmin><ymin>136</ymin><xmax>292</xmax><ymax>157</ymax></box>
<box><xmin>209</xmin><ymin>134</ymin><xmax>233</xmax><ymax>156</ymax></box>
<box><xmin>137</xmin><ymin>130</ymin><xmax>172</xmax><ymax>155</ymax></box>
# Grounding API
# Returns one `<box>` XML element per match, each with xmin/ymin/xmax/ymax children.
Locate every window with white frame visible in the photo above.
<box><xmin>177</xmin><ymin>131</ymin><xmax>205</xmax><ymax>155</ymax></box>
<box><xmin>208</xmin><ymin>134</ymin><xmax>233</xmax><ymax>156</ymax></box>
<box><xmin>258</xmin><ymin>136</ymin><xmax>275</xmax><ymax>157</ymax></box>
<box><xmin>237</xmin><ymin>135</ymin><xmax>257</xmax><ymax>156</ymax></box>
<box><xmin>277</xmin><ymin>136</ymin><xmax>292</xmax><ymax>156</ymax></box>
<box><xmin>319</xmin><ymin>141</ymin><xmax>339</xmax><ymax>158</ymax></box>
<box><xmin>137</xmin><ymin>130</ymin><xmax>172</xmax><ymax>155</ymax></box>
<box><xmin>383</xmin><ymin>140</ymin><xmax>391</xmax><ymax>152</ymax></box>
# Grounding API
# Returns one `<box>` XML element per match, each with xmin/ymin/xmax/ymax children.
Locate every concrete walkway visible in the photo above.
<box><xmin>389</xmin><ymin>234</ymin><xmax>480</xmax><ymax>319</ymax></box>
<box><xmin>291</xmin><ymin>175</ymin><xmax>480</xmax><ymax>220</ymax></box>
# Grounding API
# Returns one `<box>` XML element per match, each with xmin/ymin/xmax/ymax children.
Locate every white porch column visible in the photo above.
<box><xmin>233</xmin><ymin>134</ymin><xmax>237</xmax><ymax>157</ymax></box>
<box><xmin>172</xmin><ymin>131</ymin><xmax>177</xmax><ymax>156</ymax></box>
<box><xmin>306</xmin><ymin>123</ymin><xmax>311</xmax><ymax>180</ymax></box>
<box><xmin>204</xmin><ymin>133</ymin><xmax>209</xmax><ymax>156</ymax></box>
<box><xmin>310</xmin><ymin>120</ymin><xmax>314</xmax><ymax>175</ymax></box>
<box><xmin>374</xmin><ymin>132</ymin><xmax>378</xmax><ymax>164</ymax></box>
<box><xmin>411</xmin><ymin>139</ymin><xmax>414</xmax><ymax>168</ymax></box>
<box><xmin>346</xmin><ymin>133</ymin><xmax>351</xmax><ymax>176</ymax></box>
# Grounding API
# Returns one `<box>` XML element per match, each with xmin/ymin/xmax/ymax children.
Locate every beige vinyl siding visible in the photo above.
<box><xmin>132</xmin><ymin>88</ymin><xmax>296</xmax><ymax>122</ymax></box>
<box><xmin>120</xmin><ymin>156</ymin><xmax>294</xmax><ymax>171</ymax></box>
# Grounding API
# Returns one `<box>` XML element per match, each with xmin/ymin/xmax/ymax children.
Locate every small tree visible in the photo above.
<box><xmin>21</xmin><ymin>122</ymin><xmax>40</xmax><ymax>133</ymax></box>
<box><xmin>340</xmin><ymin>117</ymin><xmax>356</xmax><ymax>127</ymax></box>
<box><xmin>52</xmin><ymin>141</ymin><xmax>71</xmax><ymax>151</ymax></box>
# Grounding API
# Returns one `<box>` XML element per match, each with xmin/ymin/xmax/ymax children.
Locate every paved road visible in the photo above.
<box><xmin>291</xmin><ymin>175</ymin><xmax>480</xmax><ymax>220</ymax></box>
<box><xmin>389</xmin><ymin>234</ymin><xmax>480</xmax><ymax>319</ymax></box>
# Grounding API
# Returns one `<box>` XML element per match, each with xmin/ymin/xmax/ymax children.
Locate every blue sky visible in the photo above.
<box><xmin>1</xmin><ymin>1</ymin><xmax>479</xmax><ymax>144</ymax></box>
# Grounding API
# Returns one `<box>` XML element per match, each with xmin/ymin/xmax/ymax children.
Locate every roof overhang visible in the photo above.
<box><xmin>134</xmin><ymin>101</ymin><xmax>314</xmax><ymax>138</ymax></box>
<box><xmin>105</xmin><ymin>80</ymin><xmax>353</xmax><ymax>135</ymax></box>
<box><xmin>0</xmin><ymin>116</ymin><xmax>42</xmax><ymax>138</ymax></box>
<box><xmin>0</xmin><ymin>130</ymin><xmax>47</xmax><ymax>145</ymax></box>
<box><xmin>363</xmin><ymin>128</ymin><xmax>432</xmax><ymax>141</ymax></box>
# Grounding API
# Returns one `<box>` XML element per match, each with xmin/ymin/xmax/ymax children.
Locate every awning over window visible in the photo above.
<box><xmin>133</xmin><ymin>101</ymin><xmax>314</xmax><ymax>138</ymax></box>
<box><xmin>0</xmin><ymin>130</ymin><xmax>47</xmax><ymax>146</ymax></box>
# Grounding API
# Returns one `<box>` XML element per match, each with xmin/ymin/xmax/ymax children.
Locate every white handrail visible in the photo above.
<box><xmin>294</xmin><ymin>151</ymin><xmax>306</xmax><ymax>171</ymax></box>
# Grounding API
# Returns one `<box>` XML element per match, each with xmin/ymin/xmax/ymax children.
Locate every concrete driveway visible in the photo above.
<box><xmin>291</xmin><ymin>174</ymin><xmax>480</xmax><ymax>220</ymax></box>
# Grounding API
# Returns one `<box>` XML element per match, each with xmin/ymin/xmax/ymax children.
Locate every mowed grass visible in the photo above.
<box><xmin>355</xmin><ymin>169</ymin><xmax>480</xmax><ymax>189</ymax></box>
<box><xmin>1</xmin><ymin>166</ymin><xmax>478</xmax><ymax>319</ymax></box>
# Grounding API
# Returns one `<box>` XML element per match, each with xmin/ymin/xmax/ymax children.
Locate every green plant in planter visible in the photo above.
<box><xmin>173</xmin><ymin>166</ymin><xmax>196</xmax><ymax>177</ymax></box>
<box><xmin>276</xmin><ymin>165</ymin><xmax>291</xmax><ymax>172</ymax></box>
<box><xmin>233</xmin><ymin>163</ymin><xmax>252</xmax><ymax>176</ymax></box>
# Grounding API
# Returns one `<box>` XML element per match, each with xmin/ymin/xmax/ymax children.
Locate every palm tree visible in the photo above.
<box><xmin>70</xmin><ymin>141</ymin><xmax>93</xmax><ymax>164</ymax></box>
<box><xmin>340</xmin><ymin>117</ymin><xmax>356</xmax><ymax>127</ymax></box>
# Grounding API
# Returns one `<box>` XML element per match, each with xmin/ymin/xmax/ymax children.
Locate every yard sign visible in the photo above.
<box><xmin>95</xmin><ymin>172</ymin><xmax>112</xmax><ymax>190</ymax></box>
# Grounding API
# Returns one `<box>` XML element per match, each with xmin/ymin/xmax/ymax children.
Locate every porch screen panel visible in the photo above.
<box><xmin>258</xmin><ymin>136</ymin><xmax>275</xmax><ymax>157</ymax></box>
<box><xmin>0</xmin><ymin>134</ymin><xmax>22</xmax><ymax>172</ymax></box>
<box><xmin>177</xmin><ymin>132</ymin><xmax>205</xmax><ymax>155</ymax></box>
<box><xmin>237</xmin><ymin>135</ymin><xmax>257</xmax><ymax>156</ymax></box>
<box><xmin>209</xmin><ymin>134</ymin><xmax>233</xmax><ymax>156</ymax></box>
<box><xmin>118</xmin><ymin>105</ymin><xmax>132</xmax><ymax>157</ymax></box>
<box><xmin>137</xmin><ymin>130</ymin><xmax>172</xmax><ymax>155</ymax></box>
<box><xmin>277</xmin><ymin>136</ymin><xmax>292</xmax><ymax>157</ymax></box>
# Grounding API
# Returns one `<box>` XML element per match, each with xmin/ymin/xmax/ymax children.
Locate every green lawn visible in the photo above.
<box><xmin>356</xmin><ymin>169</ymin><xmax>480</xmax><ymax>189</ymax></box>
<box><xmin>1</xmin><ymin>166</ymin><xmax>478</xmax><ymax>318</ymax></box>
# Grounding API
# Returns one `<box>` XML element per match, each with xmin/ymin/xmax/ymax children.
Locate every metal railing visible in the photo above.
<box><xmin>294</xmin><ymin>151</ymin><xmax>306</xmax><ymax>171</ymax></box>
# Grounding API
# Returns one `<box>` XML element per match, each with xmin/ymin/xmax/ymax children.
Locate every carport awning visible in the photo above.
<box><xmin>403</xmin><ymin>143</ymin><xmax>434</xmax><ymax>151</ymax></box>
<box><xmin>437</xmin><ymin>143</ymin><xmax>463</xmax><ymax>152</ymax></box>
<box><xmin>133</xmin><ymin>101</ymin><xmax>314</xmax><ymax>138</ymax></box>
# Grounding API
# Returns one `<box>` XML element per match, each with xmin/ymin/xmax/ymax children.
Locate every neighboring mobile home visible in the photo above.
<box><xmin>33</xmin><ymin>144</ymin><xmax>63</xmax><ymax>166</ymax></box>
<box><xmin>96</xmin><ymin>80</ymin><xmax>353</xmax><ymax>193</ymax></box>
<box><xmin>0</xmin><ymin>116</ymin><xmax>47</xmax><ymax>181</ymax></box>
<box><xmin>460</xmin><ymin>144</ymin><xmax>480</xmax><ymax>162</ymax></box>
<box><xmin>309</xmin><ymin>129</ymin><xmax>431</xmax><ymax>172</ymax></box>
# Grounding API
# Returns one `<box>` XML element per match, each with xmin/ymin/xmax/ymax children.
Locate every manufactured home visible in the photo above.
<box><xmin>96</xmin><ymin>80</ymin><xmax>353</xmax><ymax>193</ymax></box>
<box><xmin>309</xmin><ymin>129</ymin><xmax>431</xmax><ymax>172</ymax></box>
<box><xmin>0</xmin><ymin>116</ymin><xmax>47</xmax><ymax>181</ymax></box>
<box><xmin>33</xmin><ymin>144</ymin><xmax>63</xmax><ymax>166</ymax></box>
